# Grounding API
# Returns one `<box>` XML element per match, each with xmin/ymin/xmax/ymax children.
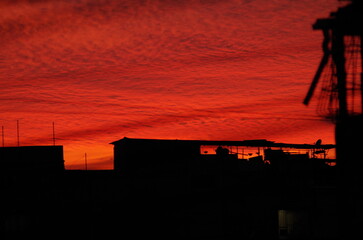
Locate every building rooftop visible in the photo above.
<box><xmin>111</xmin><ymin>137</ymin><xmax>336</xmax><ymax>150</ymax></box>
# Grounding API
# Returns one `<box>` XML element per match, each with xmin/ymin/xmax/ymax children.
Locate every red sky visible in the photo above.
<box><xmin>0</xmin><ymin>0</ymin><xmax>341</xmax><ymax>169</ymax></box>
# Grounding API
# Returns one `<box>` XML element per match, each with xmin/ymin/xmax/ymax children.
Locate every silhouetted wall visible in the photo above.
<box><xmin>336</xmin><ymin>115</ymin><xmax>363</xmax><ymax>239</ymax></box>
<box><xmin>0</xmin><ymin>146</ymin><xmax>64</xmax><ymax>172</ymax></box>
<box><xmin>112</xmin><ymin>138</ymin><xmax>200</xmax><ymax>175</ymax></box>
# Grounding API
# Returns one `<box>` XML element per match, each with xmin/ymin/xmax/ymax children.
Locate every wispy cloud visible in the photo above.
<box><xmin>0</xmin><ymin>0</ymin><xmax>338</xmax><ymax>168</ymax></box>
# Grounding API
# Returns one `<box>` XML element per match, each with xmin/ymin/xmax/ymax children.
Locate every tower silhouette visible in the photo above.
<box><xmin>304</xmin><ymin>1</ymin><xmax>363</xmax><ymax>239</ymax></box>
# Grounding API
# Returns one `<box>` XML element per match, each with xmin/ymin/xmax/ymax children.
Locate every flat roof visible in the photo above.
<box><xmin>111</xmin><ymin>137</ymin><xmax>335</xmax><ymax>150</ymax></box>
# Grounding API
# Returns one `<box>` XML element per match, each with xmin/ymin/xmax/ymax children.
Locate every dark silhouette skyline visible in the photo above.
<box><xmin>1</xmin><ymin>0</ymin><xmax>362</xmax><ymax>239</ymax></box>
<box><xmin>1</xmin><ymin>137</ymin><xmax>337</xmax><ymax>239</ymax></box>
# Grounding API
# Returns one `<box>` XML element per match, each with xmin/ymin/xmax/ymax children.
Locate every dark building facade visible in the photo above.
<box><xmin>111</xmin><ymin>137</ymin><xmax>200</xmax><ymax>175</ymax></box>
<box><xmin>0</xmin><ymin>139</ymin><xmax>338</xmax><ymax>239</ymax></box>
<box><xmin>110</xmin><ymin>137</ymin><xmax>337</xmax><ymax>240</ymax></box>
<box><xmin>0</xmin><ymin>146</ymin><xmax>65</xmax><ymax>172</ymax></box>
<box><xmin>111</xmin><ymin>137</ymin><xmax>335</xmax><ymax>175</ymax></box>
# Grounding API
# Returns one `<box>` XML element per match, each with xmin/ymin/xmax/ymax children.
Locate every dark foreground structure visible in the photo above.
<box><xmin>0</xmin><ymin>139</ymin><xmax>337</xmax><ymax>240</ymax></box>
<box><xmin>0</xmin><ymin>146</ymin><xmax>65</xmax><ymax>172</ymax></box>
<box><xmin>303</xmin><ymin>0</ymin><xmax>363</xmax><ymax>239</ymax></box>
<box><xmin>3</xmin><ymin>0</ymin><xmax>360</xmax><ymax>238</ymax></box>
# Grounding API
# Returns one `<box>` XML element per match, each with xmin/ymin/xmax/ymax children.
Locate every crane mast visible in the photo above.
<box><xmin>304</xmin><ymin>1</ymin><xmax>363</xmax><ymax>239</ymax></box>
<box><xmin>304</xmin><ymin>0</ymin><xmax>363</xmax><ymax>120</ymax></box>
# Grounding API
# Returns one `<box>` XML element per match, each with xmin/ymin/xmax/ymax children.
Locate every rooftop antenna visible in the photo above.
<box><xmin>84</xmin><ymin>153</ymin><xmax>88</xmax><ymax>170</ymax></box>
<box><xmin>52</xmin><ymin>122</ymin><xmax>56</xmax><ymax>146</ymax></box>
<box><xmin>16</xmin><ymin>120</ymin><xmax>20</xmax><ymax>147</ymax></box>
<box><xmin>1</xmin><ymin>126</ymin><xmax>4</xmax><ymax>147</ymax></box>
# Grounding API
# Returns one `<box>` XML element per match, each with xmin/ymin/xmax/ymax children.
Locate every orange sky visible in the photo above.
<box><xmin>0</xmin><ymin>0</ymin><xmax>342</xmax><ymax>169</ymax></box>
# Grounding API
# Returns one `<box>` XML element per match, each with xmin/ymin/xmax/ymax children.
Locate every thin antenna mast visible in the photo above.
<box><xmin>52</xmin><ymin>122</ymin><xmax>56</xmax><ymax>146</ymax></box>
<box><xmin>16</xmin><ymin>120</ymin><xmax>20</xmax><ymax>147</ymax></box>
<box><xmin>1</xmin><ymin>126</ymin><xmax>4</xmax><ymax>147</ymax></box>
<box><xmin>85</xmin><ymin>153</ymin><xmax>88</xmax><ymax>170</ymax></box>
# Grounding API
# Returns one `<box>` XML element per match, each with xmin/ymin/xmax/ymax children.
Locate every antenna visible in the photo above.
<box><xmin>85</xmin><ymin>153</ymin><xmax>88</xmax><ymax>170</ymax></box>
<box><xmin>1</xmin><ymin>126</ymin><xmax>4</xmax><ymax>147</ymax></box>
<box><xmin>16</xmin><ymin>120</ymin><xmax>20</xmax><ymax>147</ymax></box>
<box><xmin>52</xmin><ymin>122</ymin><xmax>56</xmax><ymax>146</ymax></box>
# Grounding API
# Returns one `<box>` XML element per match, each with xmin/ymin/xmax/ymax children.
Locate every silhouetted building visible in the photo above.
<box><xmin>111</xmin><ymin>137</ymin><xmax>200</xmax><ymax>175</ymax></box>
<box><xmin>0</xmin><ymin>146</ymin><xmax>65</xmax><ymax>172</ymax></box>
<box><xmin>110</xmin><ymin>137</ymin><xmax>337</xmax><ymax>239</ymax></box>
<box><xmin>111</xmin><ymin>137</ymin><xmax>335</xmax><ymax>174</ymax></box>
<box><xmin>0</xmin><ymin>138</ymin><xmax>338</xmax><ymax>239</ymax></box>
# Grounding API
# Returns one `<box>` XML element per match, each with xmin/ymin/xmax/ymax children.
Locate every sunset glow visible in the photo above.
<box><xmin>0</xmin><ymin>0</ymin><xmax>340</xmax><ymax>169</ymax></box>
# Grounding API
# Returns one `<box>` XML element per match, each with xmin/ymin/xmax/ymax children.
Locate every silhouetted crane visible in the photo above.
<box><xmin>304</xmin><ymin>0</ymin><xmax>363</xmax><ymax>121</ymax></box>
<box><xmin>304</xmin><ymin>1</ymin><xmax>363</xmax><ymax>239</ymax></box>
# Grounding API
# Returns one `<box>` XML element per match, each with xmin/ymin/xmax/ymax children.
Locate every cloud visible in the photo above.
<box><xmin>0</xmin><ymin>0</ymin><xmax>339</xmax><ymax>168</ymax></box>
